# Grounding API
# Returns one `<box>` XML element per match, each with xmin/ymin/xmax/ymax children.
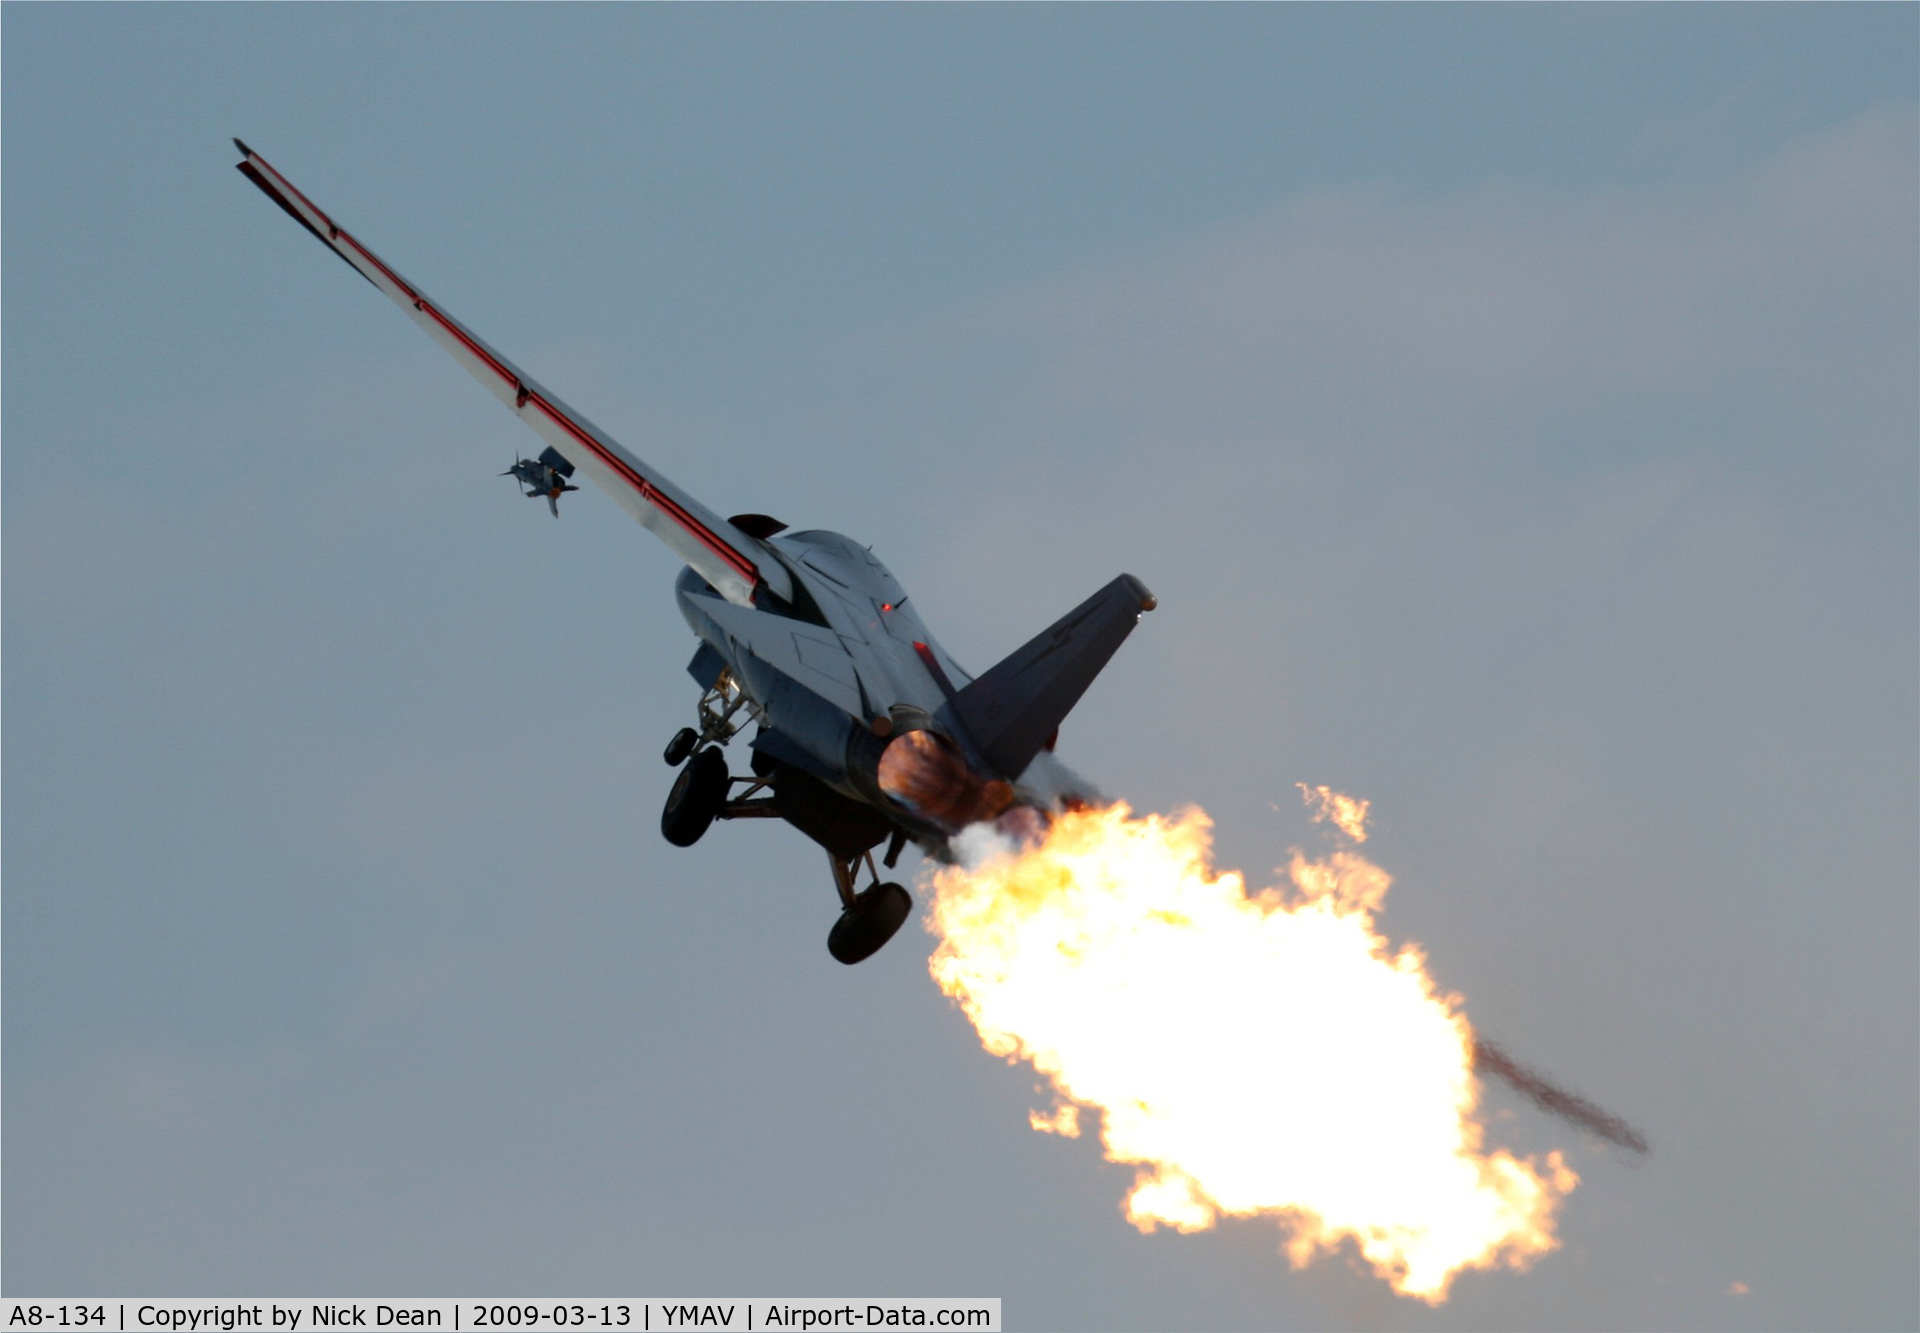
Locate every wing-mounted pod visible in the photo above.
<box><xmin>503</xmin><ymin>446</ymin><xmax>580</xmax><ymax>516</ymax></box>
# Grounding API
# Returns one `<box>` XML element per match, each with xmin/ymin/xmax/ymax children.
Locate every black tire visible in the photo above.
<box><xmin>662</xmin><ymin>726</ymin><xmax>699</xmax><ymax>767</ymax></box>
<box><xmin>661</xmin><ymin>747</ymin><xmax>729</xmax><ymax>847</ymax></box>
<box><xmin>827</xmin><ymin>882</ymin><xmax>913</xmax><ymax>965</ymax></box>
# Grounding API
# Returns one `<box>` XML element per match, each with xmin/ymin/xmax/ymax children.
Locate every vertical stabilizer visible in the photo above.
<box><xmin>948</xmin><ymin>574</ymin><xmax>1155</xmax><ymax>780</ymax></box>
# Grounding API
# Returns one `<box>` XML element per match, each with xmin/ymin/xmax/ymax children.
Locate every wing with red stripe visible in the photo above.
<box><xmin>234</xmin><ymin>139</ymin><xmax>788</xmax><ymax>608</ymax></box>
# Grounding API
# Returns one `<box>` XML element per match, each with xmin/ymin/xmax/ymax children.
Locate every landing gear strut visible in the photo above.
<box><xmin>826</xmin><ymin>851</ymin><xmax>912</xmax><ymax>965</ymax></box>
<box><xmin>662</xmin><ymin>670</ymin><xmax>760</xmax><ymax>770</ymax></box>
<box><xmin>661</xmin><ymin>667</ymin><xmax>769</xmax><ymax>846</ymax></box>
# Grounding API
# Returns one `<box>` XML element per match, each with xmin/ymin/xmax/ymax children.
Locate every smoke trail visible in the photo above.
<box><xmin>1472</xmin><ymin>1039</ymin><xmax>1649</xmax><ymax>1155</ymax></box>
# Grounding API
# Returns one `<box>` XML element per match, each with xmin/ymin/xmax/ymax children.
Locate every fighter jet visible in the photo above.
<box><xmin>235</xmin><ymin>140</ymin><xmax>1154</xmax><ymax>964</ymax></box>
<box><xmin>504</xmin><ymin>447</ymin><xmax>580</xmax><ymax>517</ymax></box>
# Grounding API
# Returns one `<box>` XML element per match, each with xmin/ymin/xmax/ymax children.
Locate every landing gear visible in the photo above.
<box><xmin>662</xmin><ymin>727</ymin><xmax>699</xmax><ymax>767</ymax></box>
<box><xmin>661</xmin><ymin>747</ymin><xmax>729</xmax><ymax>847</ymax></box>
<box><xmin>660</xmin><ymin>668</ymin><xmax>762</xmax><ymax>846</ymax></box>
<box><xmin>656</xmin><ymin>679</ymin><xmax>916</xmax><ymax>962</ymax></box>
<box><xmin>825</xmin><ymin>852</ymin><xmax>913</xmax><ymax>965</ymax></box>
<box><xmin>663</xmin><ymin>670</ymin><xmax>759</xmax><ymax>771</ymax></box>
<box><xmin>828</xmin><ymin>883</ymin><xmax>912</xmax><ymax>964</ymax></box>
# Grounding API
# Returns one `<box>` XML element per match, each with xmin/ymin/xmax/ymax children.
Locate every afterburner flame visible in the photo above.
<box><xmin>1298</xmin><ymin>783</ymin><xmax>1372</xmax><ymax>843</ymax></box>
<box><xmin>924</xmin><ymin>797</ymin><xmax>1575</xmax><ymax>1303</ymax></box>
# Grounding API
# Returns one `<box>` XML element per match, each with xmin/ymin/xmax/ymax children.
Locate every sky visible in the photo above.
<box><xmin>4</xmin><ymin>5</ymin><xmax>1916</xmax><ymax>1329</ymax></box>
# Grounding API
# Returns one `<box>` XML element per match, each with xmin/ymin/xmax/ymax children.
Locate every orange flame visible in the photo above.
<box><xmin>1298</xmin><ymin>782</ymin><xmax>1372</xmax><ymax>843</ymax></box>
<box><xmin>924</xmin><ymin>799</ymin><xmax>1576</xmax><ymax>1303</ymax></box>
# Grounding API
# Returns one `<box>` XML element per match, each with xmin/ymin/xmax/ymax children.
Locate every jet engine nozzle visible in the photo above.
<box><xmin>864</xmin><ymin>727</ymin><xmax>1015</xmax><ymax>832</ymax></box>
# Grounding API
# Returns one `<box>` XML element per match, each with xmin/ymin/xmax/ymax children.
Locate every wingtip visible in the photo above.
<box><xmin>1121</xmin><ymin>573</ymin><xmax>1157</xmax><ymax>612</ymax></box>
<box><xmin>233</xmin><ymin>136</ymin><xmax>255</xmax><ymax>159</ymax></box>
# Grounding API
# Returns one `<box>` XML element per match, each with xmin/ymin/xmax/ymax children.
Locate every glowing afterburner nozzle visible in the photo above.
<box><xmin>876</xmin><ymin>728</ymin><xmax>1014</xmax><ymax>829</ymax></box>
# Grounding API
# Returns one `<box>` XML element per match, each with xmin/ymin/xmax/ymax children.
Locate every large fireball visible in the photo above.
<box><xmin>924</xmin><ymin>797</ymin><xmax>1576</xmax><ymax>1303</ymax></box>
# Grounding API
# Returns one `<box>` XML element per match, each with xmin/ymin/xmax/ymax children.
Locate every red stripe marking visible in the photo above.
<box><xmin>254</xmin><ymin>161</ymin><xmax>337</xmax><ymax>236</ymax></box>
<box><xmin>245</xmin><ymin>149</ymin><xmax>759</xmax><ymax>591</ymax></box>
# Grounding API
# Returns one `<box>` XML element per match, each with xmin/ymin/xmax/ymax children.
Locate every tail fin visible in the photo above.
<box><xmin>949</xmin><ymin>574</ymin><xmax>1156</xmax><ymax>780</ymax></box>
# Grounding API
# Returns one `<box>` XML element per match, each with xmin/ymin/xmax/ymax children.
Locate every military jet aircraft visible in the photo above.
<box><xmin>504</xmin><ymin>447</ymin><xmax>580</xmax><ymax>517</ymax></box>
<box><xmin>235</xmin><ymin>140</ymin><xmax>1154</xmax><ymax>964</ymax></box>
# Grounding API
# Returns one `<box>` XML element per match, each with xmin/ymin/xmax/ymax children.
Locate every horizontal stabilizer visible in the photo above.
<box><xmin>950</xmin><ymin>574</ymin><xmax>1155</xmax><ymax>780</ymax></box>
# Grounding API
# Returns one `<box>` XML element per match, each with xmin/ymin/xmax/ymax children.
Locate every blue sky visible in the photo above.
<box><xmin>5</xmin><ymin>6</ymin><xmax>1916</xmax><ymax>1329</ymax></box>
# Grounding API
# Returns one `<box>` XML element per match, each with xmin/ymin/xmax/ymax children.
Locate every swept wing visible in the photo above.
<box><xmin>234</xmin><ymin>140</ymin><xmax>788</xmax><ymax>607</ymax></box>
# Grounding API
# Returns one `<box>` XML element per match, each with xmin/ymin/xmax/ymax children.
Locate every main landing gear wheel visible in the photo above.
<box><xmin>828</xmin><ymin>882</ymin><xmax>913</xmax><ymax>965</ymax></box>
<box><xmin>661</xmin><ymin>747</ymin><xmax>729</xmax><ymax>847</ymax></box>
